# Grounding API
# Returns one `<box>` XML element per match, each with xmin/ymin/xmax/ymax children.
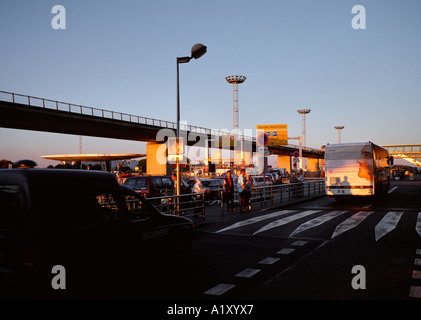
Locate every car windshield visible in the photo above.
<box><xmin>161</xmin><ymin>177</ymin><xmax>173</xmax><ymax>187</ymax></box>
<box><xmin>124</xmin><ymin>178</ymin><xmax>148</xmax><ymax>190</ymax></box>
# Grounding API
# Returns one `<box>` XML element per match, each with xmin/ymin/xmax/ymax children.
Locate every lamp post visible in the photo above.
<box><xmin>176</xmin><ymin>43</ymin><xmax>207</xmax><ymax>195</ymax></box>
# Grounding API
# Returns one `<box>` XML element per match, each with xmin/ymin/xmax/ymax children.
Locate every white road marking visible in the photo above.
<box><xmin>253</xmin><ymin>210</ymin><xmax>320</xmax><ymax>235</ymax></box>
<box><xmin>289</xmin><ymin>211</ymin><xmax>347</xmax><ymax>237</ymax></box>
<box><xmin>215</xmin><ymin>210</ymin><xmax>295</xmax><ymax>233</ymax></box>
<box><xmin>388</xmin><ymin>186</ymin><xmax>398</xmax><ymax>194</ymax></box>
<box><xmin>374</xmin><ymin>211</ymin><xmax>404</xmax><ymax>241</ymax></box>
<box><xmin>412</xmin><ymin>270</ymin><xmax>421</xmax><ymax>280</ymax></box>
<box><xmin>331</xmin><ymin>211</ymin><xmax>373</xmax><ymax>239</ymax></box>
<box><xmin>291</xmin><ymin>240</ymin><xmax>308</xmax><ymax>246</ymax></box>
<box><xmin>409</xmin><ymin>286</ymin><xmax>421</xmax><ymax>299</ymax></box>
<box><xmin>277</xmin><ymin>248</ymin><xmax>295</xmax><ymax>255</ymax></box>
<box><xmin>416</xmin><ymin>213</ymin><xmax>421</xmax><ymax>238</ymax></box>
<box><xmin>258</xmin><ymin>257</ymin><xmax>280</xmax><ymax>265</ymax></box>
<box><xmin>204</xmin><ymin>283</ymin><xmax>235</xmax><ymax>296</ymax></box>
<box><xmin>235</xmin><ymin>268</ymin><xmax>261</xmax><ymax>278</ymax></box>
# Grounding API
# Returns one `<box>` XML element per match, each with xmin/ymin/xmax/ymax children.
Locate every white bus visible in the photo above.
<box><xmin>324</xmin><ymin>142</ymin><xmax>392</xmax><ymax>198</ymax></box>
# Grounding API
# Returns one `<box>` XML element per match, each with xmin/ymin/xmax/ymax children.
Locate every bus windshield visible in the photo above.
<box><xmin>325</xmin><ymin>144</ymin><xmax>372</xmax><ymax>160</ymax></box>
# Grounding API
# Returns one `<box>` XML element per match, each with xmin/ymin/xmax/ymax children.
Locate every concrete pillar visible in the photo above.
<box><xmin>146</xmin><ymin>142</ymin><xmax>167</xmax><ymax>175</ymax></box>
<box><xmin>277</xmin><ymin>155</ymin><xmax>291</xmax><ymax>173</ymax></box>
<box><xmin>307</xmin><ymin>158</ymin><xmax>319</xmax><ymax>172</ymax></box>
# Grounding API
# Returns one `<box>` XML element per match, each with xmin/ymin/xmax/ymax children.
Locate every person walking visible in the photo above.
<box><xmin>193</xmin><ymin>176</ymin><xmax>206</xmax><ymax>216</ymax></box>
<box><xmin>223</xmin><ymin>170</ymin><xmax>235</xmax><ymax>212</ymax></box>
<box><xmin>296</xmin><ymin>169</ymin><xmax>304</xmax><ymax>197</ymax></box>
<box><xmin>237</xmin><ymin>168</ymin><xmax>247</xmax><ymax>213</ymax></box>
<box><xmin>171</xmin><ymin>173</ymin><xmax>177</xmax><ymax>195</ymax></box>
<box><xmin>245</xmin><ymin>173</ymin><xmax>253</xmax><ymax>212</ymax></box>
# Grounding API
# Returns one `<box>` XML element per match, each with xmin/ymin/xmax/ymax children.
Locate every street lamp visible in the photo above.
<box><xmin>176</xmin><ymin>43</ymin><xmax>207</xmax><ymax>195</ymax></box>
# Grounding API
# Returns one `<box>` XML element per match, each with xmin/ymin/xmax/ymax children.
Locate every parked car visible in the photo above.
<box><xmin>0</xmin><ymin>169</ymin><xmax>195</xmax><ymax>299</ymax></box>
<box><xmin>123</xmin><ymin>175</ymin><xmax>175</xmax><ymax>198</ymax></box>
<box><xmin>200</xmin><ymin>178</ymin><xmax>224</xmax><ymax>200</ymax></box>
<box><xmin>252</xmin><ymin>175</ymin><xmax>273</xmax><ymax>186</ymax></box>
<box><xmin>186</xmin><ymin>178</ymin><xmax>223</xmax><ymax>201</ymax></box>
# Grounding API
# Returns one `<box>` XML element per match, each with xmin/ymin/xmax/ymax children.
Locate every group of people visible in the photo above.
<box><xmin>223</xmin><ymin>169</ymin><xmax>253</xmax><ymax>213</ymax></box>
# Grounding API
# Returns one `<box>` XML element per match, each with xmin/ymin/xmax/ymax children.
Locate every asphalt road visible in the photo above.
<box><xmin>156</xmin><ymin>180</ymin><xmax>421</xmax><ymax>301</ymax></box>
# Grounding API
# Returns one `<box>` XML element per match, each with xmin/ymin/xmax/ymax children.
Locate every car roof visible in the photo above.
<box><xmin>0</xmin><ymin>168</ymin><xmax>116</xmax><ymax>181</ymax></box>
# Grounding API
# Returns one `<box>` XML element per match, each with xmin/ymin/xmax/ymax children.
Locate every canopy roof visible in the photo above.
<box><xmin>41</xmin><ymin>154</ymin><xmax>146</xmax><ymax>162</ymax></box>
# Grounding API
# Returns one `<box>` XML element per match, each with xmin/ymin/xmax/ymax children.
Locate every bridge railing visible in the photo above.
<box><xmin>0</xmin><ymin>90</ymin><xmax>256</xmax><ymax>143</ymax></box>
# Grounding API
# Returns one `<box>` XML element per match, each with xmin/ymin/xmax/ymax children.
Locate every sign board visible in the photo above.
<box><xmin>167</xmin><ymin>137</ymin><xmax>184</xmax><ymax>155</ymax></box>
<box><xmin>214</xmin><ymin>135</ymin><xmax>236</xmax><ymax>148</ymax></box>
<box><xmin>257</xmin><ymin>133</ymin><xmax>269</xmax><ymax>147</ymax></box>
<box><xmin>256</xmin><ymin>124</ymin><xmax>288</xmax><ymax>146</ymax></box>
<box><xmin>168</xmin><ymin>154</ymin><xmax>184</xmax><ymax>162</ymax></box>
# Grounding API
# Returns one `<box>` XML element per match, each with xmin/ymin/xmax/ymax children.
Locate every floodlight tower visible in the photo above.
<box><xmin>335</xmin><ymin>126</ymin><xmax>344</xmax><ymax>144</ymax></box>
<box><xmin>297</xmin><ymin>109</ymin><xmax>311</xmax><ymax>170</ymax></box>
<box><xmin>226</xmin><ymin>75</ymin><xmax>246</xmax><ymax>135</ymax></box>
<box><xmin>297</xmin><ymin>109</ymin><xmax>311</xmax><ymax>148</ymax></box>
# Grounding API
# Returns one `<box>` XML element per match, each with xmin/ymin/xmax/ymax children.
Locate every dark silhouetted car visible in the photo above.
<box><xmin>123</xmin><ymin>175</ymin><xmax>175</xmax><ymax>198</ymax></box>
<box><xmin>0</xmin><ymin>169</ymin><xmax>195</xmax><ymax>299</ymax></box>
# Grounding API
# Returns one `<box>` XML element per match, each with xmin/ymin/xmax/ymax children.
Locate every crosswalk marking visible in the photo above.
<box><xmin>253</xmin><ymin>210</ymin><xmax>320</xmax><ymax>235</ymax></box>
<box><xmin>388</xmin><ymin>186</ymin><xmax>398</xmax><ymax>194</ymax></box>
<box><xmin>215</xmin><ymin>210</ymin><xmax>421</xmax><ymax>240</ymax></box>
<box><xmin>416</xmin><ymin>213</ymin><xmax>421</xmax><ymax>237</ymax></box>
<box><xmin>290</xmin><ymin>211</ymin><xmax>347</xmax><ymax>237</ymax></box>
<box><xmin>331</xmin><ymin>211</ymin><xmax>373</xmax><ymax>239</ymax></box>
<box><xmin>374</xmin><ymin>211</ymin><xmax>404</xmax><ymax>241</ymax></box>
<box><xmin>215</xmin><ymin>210</ymin><xmax>295</xmax><ymax>233</ymax></box>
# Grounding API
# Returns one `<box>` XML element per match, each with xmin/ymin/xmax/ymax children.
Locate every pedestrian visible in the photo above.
<box><xmin>297</xmin><ymin>169</ymin><xmax>304</xmax><ymax>182</ymax></box>
<box><xmin>193</xmin><ymin>176</ymin><xmax>206</xmax><ymax>216</ymax></box>
<box><xmin>245</xmin><ymin>173</ymin><xmax>253</xmax><ymax>212</ymax></box>
<box><xmin>171</xmin><ymin>173</ymin><xmax>177</xmax><ymax>194</ymax></box>
<box><xmin>223</xmin><ymin>170</ymin><xmax>235</xmax><ymax>212</ymax></box>
<box><xmin>296</xmin><ymin>169</ymin><xmax>304</xmax><ymax>197</ymax></box>
<box><xmin>237</xmin><ymin>168</ymin><xmax>247</xmax><ymax>213</ymax></box>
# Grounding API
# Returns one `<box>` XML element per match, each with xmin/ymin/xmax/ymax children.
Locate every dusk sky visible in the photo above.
<box><xmin>1</xmin><ymin>0</ymin><xmax>420</xmax><ymax>167</ymax></box>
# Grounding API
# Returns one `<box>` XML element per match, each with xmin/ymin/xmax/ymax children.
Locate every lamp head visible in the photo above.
<box><xmin>191</xmin><ymin>43</ymin><xmax>207</xmax><ymax>59</ymax></box>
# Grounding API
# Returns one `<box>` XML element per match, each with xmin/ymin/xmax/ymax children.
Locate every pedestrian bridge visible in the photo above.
<box><xmin>0</xmin><ymin>90</ymin><xmax>324</xmax><ymax>174</ymax></box>
<box><xmin>383</xmin><ymin>145</ymin><xmax>421</xmax><ymax>166</ymax></box>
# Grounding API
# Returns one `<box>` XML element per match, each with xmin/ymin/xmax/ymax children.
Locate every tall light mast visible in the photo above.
<box><xmin>226</xmin><ymin>75</ymin><xmax>246</xmax><ymax>135</ymax></box>
<box><xmin>335</xmin><ymin>126</ymin><xmax>345</xmax><ymax>144</ymax></box>
<box><xmin>297</xmin><ymin>109</ymin><xmax>311</xmax><ymax>170</ymax></box>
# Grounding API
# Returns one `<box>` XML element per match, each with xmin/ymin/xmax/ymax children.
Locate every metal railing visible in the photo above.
<box><xmin>222</xmin><ymin>180</ymin><xmax>326</xmax><ymax>212</ymax></box>
<box><xmin>144</xmin><ymin>180</ymin><xmax>326</xmax><ymax>217</ymax></box>
<box><xmin>148</xmin><ymin>192</ymin><xmax>206</xmax><ymax>219</ymax></box>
